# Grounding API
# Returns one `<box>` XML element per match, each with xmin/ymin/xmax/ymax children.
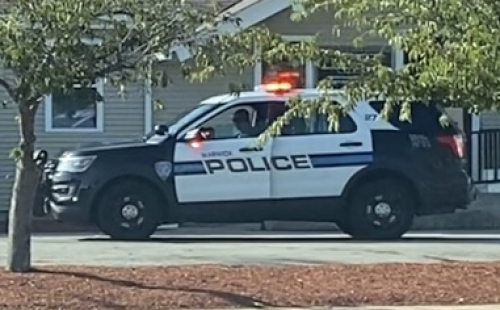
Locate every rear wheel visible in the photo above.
<box><xmin>95</xmin><ymin>180</ymin><xmax>161</xmax><ymax>240</ymax></box>
<box><xmin>346</xmin><ymin>178</ymin><xmax>416</xmax><ymax>240</ymax></box>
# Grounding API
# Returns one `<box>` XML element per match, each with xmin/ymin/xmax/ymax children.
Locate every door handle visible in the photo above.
<box><xmin>239</xmin><ymin>146</ymin><xmax>263</xmax><ymax>152</ymax></box>
<box><xmin>340</xmin><ymin>141</ymin><xmax>363</xmax><ymax>147</ymax></box>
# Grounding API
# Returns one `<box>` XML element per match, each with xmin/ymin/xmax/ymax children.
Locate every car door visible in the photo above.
<box><xmin>172</xmin><ymin>101</ymin><xmax>274</xmax><ymax>222</ymax></box>
<box><xmin>269</xmin><ymin>101</ymin><xmax>373</xmax><ymax>221</ymax></box>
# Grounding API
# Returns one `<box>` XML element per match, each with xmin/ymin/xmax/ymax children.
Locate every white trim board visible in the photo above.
<box><xmin>44</xmin><ymin>79</ymin><xmax>105</xmax><ymax>133</ymax></box>
<box><xmin>209</xmin><ymin>0</ymin><xmax>295</xmax><ymax>35</ymax></box>
<box><xmin>173</xmin><ymin>0</ymin><xmax>295</xmax><ymax>61</ymax></box>
<box><xmin>144</xmin><ymin>64</ymin><xmax>153</xmax><ymax>135</ymax></box>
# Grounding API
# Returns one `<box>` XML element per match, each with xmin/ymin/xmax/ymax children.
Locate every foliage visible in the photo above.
<box><xmin>293</xmin><ymin>0</ymin><xmax>499</xmax><ymax>115</ymax></box>
<box><xmin>0</xmin><ymin>0</ymin><xmax>266</xmax><ymax>273</ymax></box>
<box><xmin>187</xmin><ymin>0</ymin><xmax>500</xmax><ymax>138</ymax></box>
<box><xmin>0</xmin><ymin>0</ymin><xmax>244</xmax><ymax>110</ymax></box>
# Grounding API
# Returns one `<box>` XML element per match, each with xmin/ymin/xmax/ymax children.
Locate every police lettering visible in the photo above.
<box><xmin>204</xmin><ymin>155</ymin><xmax>310</xmax><ymax>173</ymax></box>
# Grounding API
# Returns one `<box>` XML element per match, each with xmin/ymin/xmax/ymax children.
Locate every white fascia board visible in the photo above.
<box><xmin>168</xmin><ymin>0</ymin><xmax>294</xmax><ymax>61</ymax></box>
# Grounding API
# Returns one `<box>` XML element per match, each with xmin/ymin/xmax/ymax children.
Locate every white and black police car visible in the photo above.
<box><xmin>41</xmin><ymin>72</ymin><xmax>477</xmax><ymax>240</ymax></box>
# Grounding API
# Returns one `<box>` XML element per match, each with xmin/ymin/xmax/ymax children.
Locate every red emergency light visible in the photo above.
<box><xmin>261</xmin><ymin>71</ymin><xmax>301</xmax><ymax>95</ymax></box>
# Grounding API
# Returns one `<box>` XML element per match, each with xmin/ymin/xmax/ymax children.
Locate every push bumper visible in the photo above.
<box><xmin>49</xmin><ymin>201</ymin><xmax>89</xmax><ymax>223</ymax></box>
<box><xmin>44</xmin><ymin>172</ymin><xmax>97</xmax><ymax>225</ymax></box>
<box><xmin>47</xmin><ymin>187</ymin><xmax>94</xmax><ymax>224</ymax></box>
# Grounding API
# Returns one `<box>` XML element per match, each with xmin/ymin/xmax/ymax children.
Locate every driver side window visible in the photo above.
<box><xmin>197</xmin><ymin>104</ymin><xmax>262</xmax><ymax>140</ymax></box>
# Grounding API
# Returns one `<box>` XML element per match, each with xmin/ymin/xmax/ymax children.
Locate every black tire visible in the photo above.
<box><xmin>95</xmin><ymin>180</ymin><xmax>161</xmax><ymax>240</ymax></box>
<box><xmin>346</xmin><ymin>178</ymin><xmax>416</xmax><ymax>240</ymax></box>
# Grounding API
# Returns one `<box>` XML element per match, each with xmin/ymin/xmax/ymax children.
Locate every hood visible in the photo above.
<box><xmin>52</xmin><ymin>138</ymin><xmax>143</xmax><ymax>158</ymax></box>
<box><xmin>59</xmin><ymin>136</ymin><xmax>167</xmax><ymax>158</ymax></box>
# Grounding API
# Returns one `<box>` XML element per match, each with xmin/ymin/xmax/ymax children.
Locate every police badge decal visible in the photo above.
<box><xmin>154</xmin><ymin>161</ymin><xmax>173</xmax><ymax>181</ymax></box>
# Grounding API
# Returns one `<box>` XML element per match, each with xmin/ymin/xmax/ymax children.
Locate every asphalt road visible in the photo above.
<box><xmin>1</xmin><ymin>230</ymin><xmax>500</xmax><ymax>266</ymax></box>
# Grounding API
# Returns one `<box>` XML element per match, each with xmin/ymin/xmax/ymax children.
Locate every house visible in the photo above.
<box><xmin>0</xmin><ymin>0</ymin><xmax>496</xmax><ymax>218</ymax></box>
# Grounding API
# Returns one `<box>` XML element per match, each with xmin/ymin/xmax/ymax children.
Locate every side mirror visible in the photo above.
<box><xmin>33</xmin><ymin>149</ymin><xmax>49</xmax><ymax>167</ymax></box>
<box><xmin>184</xmin><ymin>127</ymin><xmax>214</xmax><ymax>148</ymax></box>
<box><xmin>183</xmin><ymin>128</ymin><xmax>203</xmax><ymax>148</ymax></box>
<box><xmin>154</xmin><ymin>124</ymin><xmax>169</xmax><ymax>136</ymax></box>
<box><xmin>185</xmin><ymin>127</ymin><xmax>214</xmax><ymax>141</ymax></box>
<box><xmin>184</xmin><ymin>128</ymin><xmax>202</xmax><ymax>141</ymax></box>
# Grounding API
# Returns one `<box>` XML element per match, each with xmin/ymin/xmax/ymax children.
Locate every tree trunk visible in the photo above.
<box><xmin>6</xmin><ymin>102</ymin><xmax>39</xmax><ymax>273</ymax></box>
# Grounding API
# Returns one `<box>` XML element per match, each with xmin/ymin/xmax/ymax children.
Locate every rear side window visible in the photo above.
<box><xmin>315</xmin><ymin>113</ymin><xmax>357</xmax><ymax>134</ymax></box>
<box><xmin>271</xmin><ymin>101</ymin><xmax>357</xmax><ymax>136</ymax></box>
<box><xmin>368</xmin><ymin>100</ymin><xmax>457</xmax><ymax>135</ymax></box>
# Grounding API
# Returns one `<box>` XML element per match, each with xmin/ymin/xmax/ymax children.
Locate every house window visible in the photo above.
<box><xmin>254</xmin><ymin>36</ymin><xmax>314</xmax><ymax>88</ymax></box>
<box><xmin>316</xmin><ymin>47</ymin><xmax>393</xmax><ymax>88</ymax></box>
<box><xmin>261</xmin><ymin>50</ymin><xmax>306</xmax><ymax>88</ymax></box>
<box><xmin>44</xmin><ymin>79</ymin><xmax>104</xmax><ymax>132</ymax></box>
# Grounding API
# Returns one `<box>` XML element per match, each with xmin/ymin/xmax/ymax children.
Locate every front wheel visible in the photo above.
<box><xmin>346</xmin><ymin>178</ymin><xmax>416</xmax><ymax>240</ymax></box>
<box><xmin>95</xmin><ymin>180</ymin><xmax>161</xmax><ymax>240</ymax></box>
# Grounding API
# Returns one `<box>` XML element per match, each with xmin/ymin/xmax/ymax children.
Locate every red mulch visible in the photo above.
<box><xmin>1</xmin><ymin>262</ymin><xmax>500</xmax><ymax>310</ymax></box>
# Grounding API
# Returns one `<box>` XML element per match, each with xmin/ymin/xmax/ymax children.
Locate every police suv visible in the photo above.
<box><xmin>42</xmin><ymin>79</ymin><xmax>477</xmax><ymax>240</ymax></box>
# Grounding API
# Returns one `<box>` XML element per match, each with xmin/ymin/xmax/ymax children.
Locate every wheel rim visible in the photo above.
<box><xmin>365</xmin><ymin>194</ymin><xmax>403</xmax><ymax>228</ymax></box>
<box><xmin>114</xmin><ymin>195</ymin><xmax>145</xmax><ymax>230</ymax></box>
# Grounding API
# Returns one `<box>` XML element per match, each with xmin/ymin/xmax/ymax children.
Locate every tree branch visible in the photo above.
<box><xmin>0</xmin><ymin>77</ymin><xmax>15</xmax><ymax>101</ymax></box>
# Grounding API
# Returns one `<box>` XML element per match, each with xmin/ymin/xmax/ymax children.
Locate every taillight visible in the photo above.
<box><xmin>437</xmin><ymin>134</ymin><xmax>464</xmax><ymax>158</ymax></box>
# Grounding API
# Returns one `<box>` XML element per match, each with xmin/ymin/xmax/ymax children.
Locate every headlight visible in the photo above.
<box><xmin>56</xmin><ymin>155</ymin><xmax>96</xmax><ymax>173</ymax></box>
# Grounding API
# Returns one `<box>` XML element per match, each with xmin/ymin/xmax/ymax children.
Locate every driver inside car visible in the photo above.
<box><xmin>232</xmin><ymin>109</ymin><xmax>265</xmax><ymax>138</ymax></box>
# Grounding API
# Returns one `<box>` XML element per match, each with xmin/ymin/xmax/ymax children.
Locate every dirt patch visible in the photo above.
<box><xmin>1</xmin><ymin>263</ymin><xmax>500</xmax><ymax>309</ymax></box>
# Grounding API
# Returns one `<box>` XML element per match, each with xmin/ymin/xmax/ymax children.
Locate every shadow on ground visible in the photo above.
<box><xmin>32</xmin><ymin>268</ymin><xmax>280</xmax><ymax>308</ymax></box>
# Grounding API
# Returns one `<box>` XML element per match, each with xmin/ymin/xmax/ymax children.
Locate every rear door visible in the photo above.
<box><xmin>268</xmin><ymin>100</ymin><xmax>373</xmax><ymax>220</ymax></box>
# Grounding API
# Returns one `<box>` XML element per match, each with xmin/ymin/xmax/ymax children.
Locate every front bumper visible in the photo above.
<box><xmin>49</xmin><ymin>201</ymin><xmax>89</xmax><ymax>223</ymax></box>
<box><xmin>44</xmin><ymin>172</ymin><xmax>96</xmax><ymax>225</ymax></box>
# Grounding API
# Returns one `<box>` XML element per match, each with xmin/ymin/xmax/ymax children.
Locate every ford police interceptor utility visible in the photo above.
<box><xmin>41</xmin><ymin>73</ymin><xmax>477</xmax><ymax>240</ymax></box>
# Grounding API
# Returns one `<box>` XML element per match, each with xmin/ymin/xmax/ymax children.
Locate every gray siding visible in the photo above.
<box><xmin>480</xmin><ymin>112</ymin><xmax>500</xmax><ymax>130</ymax></box>
<box><xmin>258</xmin><ymin>8</ymin><xmax>387</xmax><ymax>47</ymax></box>
<box><xmin>444</xmin><ymin>108</ymin><xmax>465</xmax><ymax>131</ymax></box>
<box><xmin>0</xmin><ymin>68</ymin><xmax>18</xmax><ymax>213</ymax></box>
<box><xmin>151</xmin><ymin>62</ymin><xmax>254</xmax><ymax>126</ymax></box>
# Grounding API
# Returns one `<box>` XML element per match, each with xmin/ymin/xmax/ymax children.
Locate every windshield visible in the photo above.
<box><xmin>144</xmin><ymin>104</ymin><xmax>218</xmax><ymax>142</ymax></box>
<box><xmin>167</xmin><ymin>104</ymin><xmax>218</xmax><ymax>133</ymax></box>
